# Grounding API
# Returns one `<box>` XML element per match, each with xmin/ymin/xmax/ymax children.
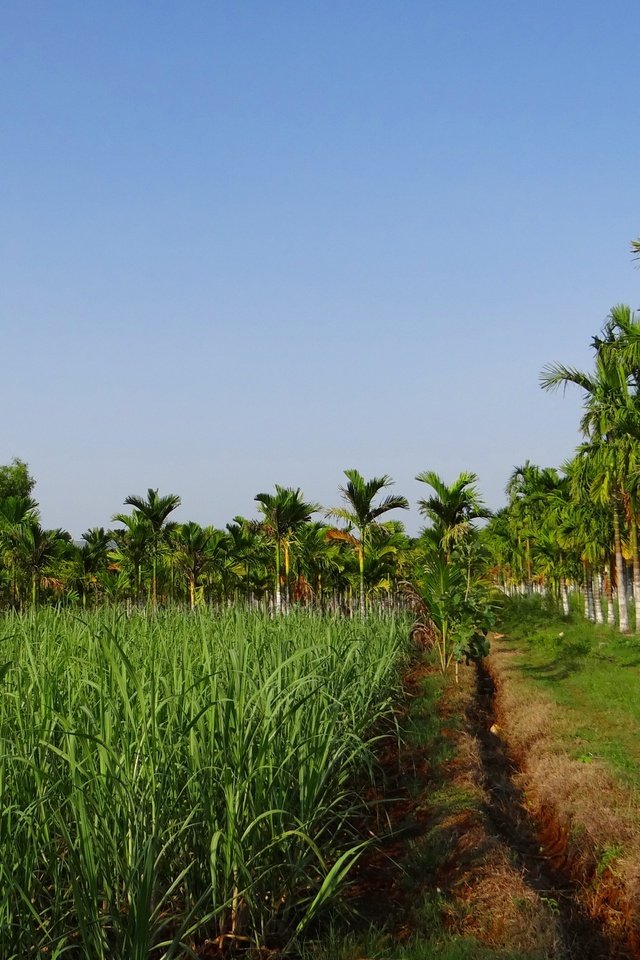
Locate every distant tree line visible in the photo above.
<box><xmin>0</xmin><ymin>458</ymin><xmax>498</xmax><ymax>670</ymax></box>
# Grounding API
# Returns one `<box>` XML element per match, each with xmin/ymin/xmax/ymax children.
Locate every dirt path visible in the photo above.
<box><xmin>471</xmin><ymin>660</ymin><xmax>628</xmax><ymax>959</ymax></box>
<box><xmin>347</xmin><ymin>652</ymin><xmax>637</xmax><ymax>958</ymax></box>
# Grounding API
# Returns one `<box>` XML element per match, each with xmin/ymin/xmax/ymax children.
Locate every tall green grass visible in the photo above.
<box><xmin>0</xmin><ymin>609</ymin><xmax>408</xmax><ymax>958</ymax></box>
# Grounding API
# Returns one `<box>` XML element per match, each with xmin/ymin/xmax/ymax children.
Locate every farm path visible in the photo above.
<box><xmin>347</xmin><ymin>651</ymin><xmax>635</xmax><ymax>959</ymax></box>
<box><xmin>473</xmin><ymin>660</ymin><xmax>632</xmax><ymax>959</ymax></box>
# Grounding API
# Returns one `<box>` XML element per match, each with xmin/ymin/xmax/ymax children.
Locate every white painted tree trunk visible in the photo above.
<box><xmin>561</xmin><ymin>582</ymin><xmax>570</xmax><ymax>617</ymax></box>
<box><xmin>593</xmin><ymin>578</ymin><xmax>604</xmax><ymax>625</ymax></box>
<box><xmin>586</xmin><ymin>576</ymin><xmax>595</xmax><ymax>622</ymax></box>
<box><xmin>631</xmin><ymin>515</ymin><xmax>640</xmax><ymax>624</ymax></box>
<box><xmin>614</xmin><ymin>504</ymin><xmax>630</xmax><ymax>633</ymax></box>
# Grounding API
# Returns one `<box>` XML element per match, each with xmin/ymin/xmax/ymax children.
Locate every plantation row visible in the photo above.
<box><xmin>0</xmin><ymin>610</ymin><xmax>407</xmax><ymax>958</ymax></box>
<box><xmin>0</xmin><ymin>463</ymin><xmax>491</xmax><ymax>617</ymax></box>
<box><xmin>483</xmin><ymin>303</ymin><xmax>640</xmax><ymax>633</ymax></box>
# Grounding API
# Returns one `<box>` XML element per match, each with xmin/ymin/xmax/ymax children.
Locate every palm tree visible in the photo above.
<box><xmin>416</xmin><ymin>470</ymin><xmax>490</xmax><ymax>563</ymax></box>
<box><xmin>480</xmin><ymin>508</ymin><xmax>518</xmax><ymax>593</ymax></box>
<box><xmin>541</xmin><ymin>331</ymin><xmax>640</xmax><ymax>632</ymax></box>
<box><xmin>361</xmin><ymin>522</ymin><xmax>411</xmax><ymax>611</ymax></box>
<box><xmin>290</xmin><ymin>522</ymin><xmax>341</xmax><ymax>610</ymax></box>
<box><xmin>0</xmin><ymin>495</ymin><xmax>39</xmax><ymax>607</ymax></box>
<box><xmin>503</xmin><ymin>463</ymin><xmax>564</xmax><ymax>592</ymax></box>
<box><xmin>75</xmin><ymin>527</ymin><xmax>112</xmax><ymax>607</ymax></box>
<box><xmin>557</xmin><ymin>461</ymin><xmax>612</xmax><ymax>622</ymax></box>
<box><xmin>114</xmin><ymin>488</ymin><xmax>181</xmax><ymax>607</ymax></box>
<box><xmin>254</xmin><ymin>486</ymin><xmax>319</xmax><ymax>612</ymax></box>
<box><xmin>172</xmin><ymin>522</ymin><xmax>222</xmax><ymax>609</ymax></box>
<box><xmin>328</xmin><ymin>470</ymin><xmax>408</xmax><ymax>617</ymax></box>
<box><xmin>582</xmin><ymin>438</ymin><xmax>633</xmax><ymax>631</ymax></box>
<box><xmin>225</xmin><ymin>516</ymin><xmax>270</xmax><ymax>606</ymax></box>
<box><xmin>15</xmin><ymin>522</ymin><xmax>69</xmax><ymax>606</ymax></box>
<box><xmin>110</xmin><ymin>513</ymin><xmax>152</xmax><ymax>605</ymax></box>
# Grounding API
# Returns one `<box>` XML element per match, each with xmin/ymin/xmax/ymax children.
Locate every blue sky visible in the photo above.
<box><xmin>2</xmin><ymin>1</ymin><xmax>638</xmax><ymax>535</ymax></box>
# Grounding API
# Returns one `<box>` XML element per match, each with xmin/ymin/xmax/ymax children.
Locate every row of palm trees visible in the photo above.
<box><xmin>0</xmin><ymin>467</ymin><xmax>497</xmax><ymax>618</ymax></box>
<box><xmin>0</xmin><ymin>470</ymin><xmax>413</xmax><ymax>612</ymax></box>
<box><xmin>483</xmin><ymin>304</ymin><xmax>640</xmax><ymax>632</ymax></box>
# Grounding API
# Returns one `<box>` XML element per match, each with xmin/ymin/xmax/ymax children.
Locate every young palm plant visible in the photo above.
<box><xmin>416</xmin><ymin>470</ymin><xmax>490</xmax><ymax>564</ymax></box>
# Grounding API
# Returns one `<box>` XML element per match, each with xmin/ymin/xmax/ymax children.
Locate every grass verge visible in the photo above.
<box><xmin>498</xmin><ymin>595</ymin><xmax>640</xmax><ymax>788</ymax></box>
<box><xmin>489</xmin><ymin>596</ymin><xmax>640</xmax><ymax>953</ymax></box>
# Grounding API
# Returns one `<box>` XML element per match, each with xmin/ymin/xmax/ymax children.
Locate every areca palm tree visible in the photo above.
<box><xmin>541</xmin><ymin>329</ymin><xmax>640</xmax><ymax>632</ymax></box>
<box><xmin>557</xmin><ymin>462</ymin><xmax>612</xmax><ymax>622</ymax></box>
<box><xmin>114</xmin><ymin>488</ymin><xmax>181</xmax><ymax>607</ymax></box>
<box><xmin>328</xmin><ymin>470</ymin><xmax>408</xmax><ymax>617</ymax></box>
<box><xmin>172</xmin><ymin>521</ymin><xmax>223</xmax><ymax>608</ymax></box>
<box><xmin>111</xmin><ymin>513</ymin><xmax>152</xmax><ymax>605</ymax></box>
<box><xmin>291</xmin><ymin>522</ymin><xmax>342</xmax><ymax>610</ymax></box>
<box><xmin>503</xmin><ymin>462</ymin><xmax>564</xmax><ymax>592</ymax></box>
<box><xmin>416</xmin><ymin>470</ymin><xmax>490</xmax><ymax>563</ymax></box>
<box><xmin>15</xmin><ymin>522</ymin><xmax>69</xmax><ymax>606</ymax></box>
<box><xmin>0</xmin><ymin>495</ymin><xmax>39</xmax><ymax>607</ymax></box>
<box><xmin>75</xmin><ymin>527</ymin><xmax>112</xmax><ymax>607</ymax></box>
<box><xmin>226</xmin><ymin>516</ymin><xmax>270</xmax><ymax>605</ymax></box>
<box><xmin>254</xmin><ymin>486</ymin><xmax>319</xmax><ymax>612</ymax></box>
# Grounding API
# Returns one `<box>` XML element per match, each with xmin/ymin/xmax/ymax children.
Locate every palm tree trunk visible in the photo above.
<box><xmin>275</xmin><ymin>541</ymin><xmax>282</xmax><ymax>613</ymax></box>
<box><xmin>613</xmin><ymin>502</ymin><xmax>630</xmax><ymax>633</ymax></box>
<box><xmin>584</xmin><ymin>561</ymin><xmax>595</xmax><ymax>622</ymax></box>
<box><xmin>11</xmin><ymin>560</ymin><xmax>17</xmax><ymax>610</ymax></box>
<box><xmin>560</xmin><ymin>580</ymin><xmax>570</xmax><ymax>617</ymax></box>
<box><xmin>631</xmin><ymin>513</ymin><xmax>640</xmax><ymax>630</ymax></box>
<box><xmin>284</xmin><ymin>540</ymin><xmax>290</xmax><ymax>612</ymax></box>
<box><xmin>152</xmin><ymin>546</ymin><xmax>158</xmax><ymax>609</ymax></box>
<box><xmin>358</xmin><ymin>545</ymin><xmax>365</xmax><ymax>618</ymax></box>
<box><xmin>605</xmin><ymin>565</ymin><xmax>616</xmax><ymax>626</ymax></box>
<box><xmin>593</xmin><ymin>575</ymin><xmax>604</xmax><ymax>624</ymax></box>
<box><xmin>525</xmin><ymin>538</ymin><xmax>532</xmax><ymax>594</ymax></box>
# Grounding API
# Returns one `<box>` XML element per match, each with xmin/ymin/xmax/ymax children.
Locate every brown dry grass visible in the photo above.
<box><xmin>488</xmin><ymin>637</ymin><xmax>640</xmax><ymax>955</ymax></box>
<box><xmin>434</xmin><ymin>665</ymin><xmax>562</xmax><ymax>957</ymax></box>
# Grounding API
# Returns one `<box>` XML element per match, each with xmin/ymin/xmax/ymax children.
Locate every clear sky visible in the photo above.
<box><xmin>2</xmin><ymin>1</ymin><xmax>639</xmax><ymax>535</ymax></box>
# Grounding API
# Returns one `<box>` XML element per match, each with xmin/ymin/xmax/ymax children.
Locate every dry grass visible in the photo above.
<box><xmin>431</xmin><ymin>665</ymin><xmax>562</xmax><ymax>957</ymax></box>
<box><xmin>488</xmin><ymin>636</ymin><xmax>640</xmax><ymax>953</ymax></box>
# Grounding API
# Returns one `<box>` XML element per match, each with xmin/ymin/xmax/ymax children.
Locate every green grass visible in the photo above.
<box><xmin>498</xmin><ymin>595</ymin><xmax>640</xmax><ymax>787</ymax></box>
<box><xmin>0</xmin><ymin>608</ymin><xmax>409</xmax><ymax>959</ymax></box>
